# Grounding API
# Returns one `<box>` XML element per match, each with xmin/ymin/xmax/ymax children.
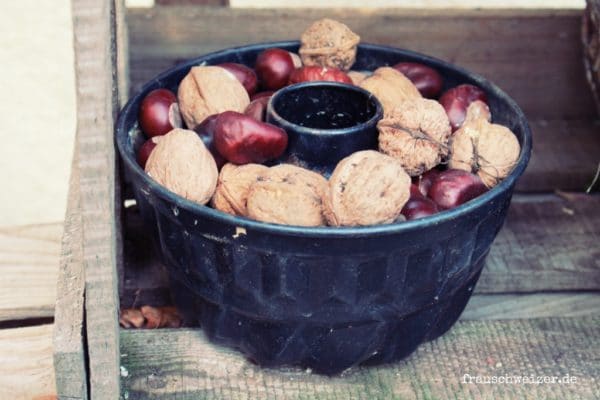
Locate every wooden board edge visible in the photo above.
<box><xmin>71</xmin><ymin>0</ymin><xmax>125</xmax><ymax>398</ymax></box>
<box><xmin>52</xmin><ymin>142</ymin><xmax>87</xmax><ymax>399</ymax></box>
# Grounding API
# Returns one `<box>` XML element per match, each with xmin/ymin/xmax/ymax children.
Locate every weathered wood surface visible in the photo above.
<box><xmin>461</xmin><ymin>293</ymin><xmax>600</xmax><ymax>320</ymax></box>
<box><xmin>481</xmin><ymin>193</ymin><xmax>600</xmax><ymax>292</ymax></box>
<box><xmin>71</xmin><ymin>0</ymin><xmax>124</xmax><ymax>397</ymax></box>
<box><xmin>53</xmin><ymin>146</ymin><xmax>87</xmax><ymax>400</ymax></box>
<box><xmin>0</xmin><ymin>223</ymin><xmax>61</xmax><ymax>322</ymax></box>
<box><xmin>126</xmin><ymin>7</ymin><xmax>596</xmax><ymax>120</ymax></box>
<box><xmin>120</xmin><ymin>317</ymin><xmax>600</xmax><ymax>399</ymax></box>
<box><xmin>0</xmin><ymin>324</ymin><xmax>56</xmax><ymax>400</ymax></box>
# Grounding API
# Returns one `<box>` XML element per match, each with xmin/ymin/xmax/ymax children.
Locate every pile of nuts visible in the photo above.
<box><xmin>135</xmin><ymin>18</ymin><xmax>521</xmax><ymax>227</ymax></box>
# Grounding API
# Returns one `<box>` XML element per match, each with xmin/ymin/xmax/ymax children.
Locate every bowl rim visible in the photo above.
<box><xmin>115</xmin><ymin>40</ymin><xmax>532</xmax><ymax>238</ymax></box>
<box><xmin>267</xmin><ymin>81</ymin><xmax>383</xmax><ymax>136</ymax></box>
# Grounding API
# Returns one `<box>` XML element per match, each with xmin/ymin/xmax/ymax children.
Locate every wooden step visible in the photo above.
<box><xmin>119</xmin><ymin>316</ymin><xmax>600</xmax><ymax>399</ymax></box>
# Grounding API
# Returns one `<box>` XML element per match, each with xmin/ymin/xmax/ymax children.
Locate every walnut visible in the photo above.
<box><xmin>359</xmin><ymin>67</ymin><xmax>422</xmax><ymax>115</ymax></box>
<box><xmin>145</xmin><ymin>128</ymin><xmax>218</xmax><ymax>205</ymax></box>
<box><xmin>177</xmin><ymin>66</ymin><xmax>250</xmax><ymax>129</ymax></box>
<box><xmin>323</xmin><ymin>150</ymin><xmax>411</xmax><ymax>226</ymax></box>
<box><xmin>299</xmin><ymin>18</ymin><xmax>360</xmax><ymax>71</ymax></box>
<box><xmin>378</xmin><ymin>98</ymin><xmax>451</xmax><ymax>176</ymax></box>
<box><xmin>348</xmin><ymin>70</ymin><xmax>369</xmax><ymax>85</ymax></box>
<box><xmin>210</xmin><ymin>163</ymin><xmax>269</xmax><ymax>216</ymax></box>
<box><xmin>246</xmin><ymin>164</ymin><xmax>327</xmax><ymax>226</ymax></box>
<box><xmin>449</xmin><ymin>101</ymin><xmax>521</xmax><ymax>187</ymax></box>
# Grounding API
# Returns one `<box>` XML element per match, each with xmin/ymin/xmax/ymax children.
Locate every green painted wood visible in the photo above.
<box><xmin>120</xmin><ymin>317</ymin><xmax>600</xmax><ymax>399</ymax></box>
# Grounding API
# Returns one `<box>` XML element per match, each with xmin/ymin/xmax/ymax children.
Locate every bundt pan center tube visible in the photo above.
<box><xmin>115</xmin><ymin>41</ymin><xmax>532</xmax><ymax>375</ymax></box>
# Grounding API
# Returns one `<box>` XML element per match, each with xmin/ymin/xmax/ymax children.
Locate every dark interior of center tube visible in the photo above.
<box><xmin>273</xmin><ymin>85</ymin><xmax>378</xmax><ymax>129</ymax></box>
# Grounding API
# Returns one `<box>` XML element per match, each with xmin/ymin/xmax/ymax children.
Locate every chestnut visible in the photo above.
<box><xmin>439</xmin><ymin>84</ymin><xmax>488</xmax><ymax>131</ymax></box>
<box><xmin>392</xmin><ymin>62</ymin><xmax>443</xmax><ymax>98</ymax></box>
<box><xmin>244</xmin><ymin>97</ymin><xmax>270</xmax><ymax>122</ymax></box>
<box><xmin>427</xmin><ymin>169</ymin><xmax>488</xmax><ymax>210</ymax></box>
<box><xmin>214</xmin><ymin>111</ymin><xmax>288</xmax><ymax>164</ymax></box>
<box><xmin>194</xmin><ymin>114</ymin><xmax>226</xmax><ymax>169</ymax></box>
<box><xmin>288</xmin><ymin>66</ymin><xmax>352</xmax><ymax>85</ymax></box>
<box><xmin>138</xmin><ymin>88</ymin><xmax>182</xmax><ymax>137</ymax></box>
<box><xmin>137</xmin><ymin>136</ymin><xmax>161</xmax><ymax>168</ymax></box>
<box><xmin>414</xmin><ymin>169</ymin><xmax>441</xmax><ymax>197</ymax></box>
<box><xmin>218</xmin><ymin>62</ymin><xmax>258</xmax><ymax>96</ymax></box>
<box><xmin>255</xmin><ymin>48</ymin><xmax>299</xmax><ymax>90</ymax></box>
<box><xmin>401</xmin><ymin>194</ymin><xmax>440</xmax><ymax>220</ymax></box>
<box><xmin>251</xmin><ymin>90</ymin><xmax>275</xmax><ymax>101</ymax></box>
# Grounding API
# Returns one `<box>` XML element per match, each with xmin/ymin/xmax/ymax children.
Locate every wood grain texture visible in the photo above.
<box><xmin>0</xmin><ymin>324</ymin><xmax>56</xmax><ymax>400</ymax></box>
<box><xmin>462</xmin><ymin>293</ymin><xmax>600</xmax><ymax>320</ymax></box>
<box><xmin>52</xmin><ymin>145</ymin><xmax>87</xmax><ymax>400</ymax></box>
<box><xmin>71</xmin><ymin>0</ymin><xmax>123</xmax><ymax>398</ymax></box>
<box><xmin>120</xmin><ymin>317</ymin><xmax>600</xmax><ymax>399</ymax></box>
<box><xmin>126</xmin><ymin>7</ymin><xmax>597</xmax><ymax>119</ymax></box>
<box><xmin>0</xmin><ymin>223</ymin><xmax>61</xmax><ymax>321</ymax></box>
<box><xmin>480</xmin><ymin>193</ymin><xmax>600</xmax><ymax>293</ymax></box>
<box><xmin>514</xmin><ymin>119</ymin><xmax>600</xmax><ymax>192</ymax></box>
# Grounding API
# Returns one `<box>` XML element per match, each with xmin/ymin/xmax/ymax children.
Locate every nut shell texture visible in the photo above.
<box><xmin>449</xmin><ymin>101</ymin><xmax>521</xmax><ymax>187</ymax></box>
<box><xmin>299</xmin><ymin>18</ymin><xmax>360</xmax><ymax>71</ymax></box>
<box><xmin>378</xmin><ymin>98</ymin><xmax>451</xmax><ymax>176</ymax></box>
<box><xmin>324</xmin><ymin>150</ymin><xmax>411</xmax><ymax>226</ymax></box>
<box><xmin>145</xmin><ymin>128</ymin><xmax>218</xmax><ymax>205</ymax></box>
<box><xmin>246</xmin><ymin>164</ymin><xmax>328</xmax><ymax>227</ymax></box>
<box><xmin>177</xmin><ymin>66</ymin><xmax>250</xmax><ymax>129</ymax></box>
<box><xmin>211</xmin><ymin>163</ymin><xmax>269</xmax><ymax>216</ymax></box>
<box><xmin>359</xmin><ymin>67</ymin><xmax>422</xmax><ymax>116</ymax></box>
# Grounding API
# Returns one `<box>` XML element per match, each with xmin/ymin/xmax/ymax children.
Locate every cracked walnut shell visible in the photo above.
<box><xmin>323</xmin><ymin>150</ymin><xmax>411</xmax><ymax>226</ymax></box>
<box><xmin>211</xmin><ymin>163</ymin><xmax>269</xmax><ymax>216</ymax></box>
<box><xmin>359</xmin><ymin>67</ymin><xmax>422</xmax><ymax>116</ymax></box>
<box><xmin>145</xmin><ymin>128</ymin><xmax>218</xmax><ymax>205</ymax></box>
<box><xmin>246</xmin><ymin>164</ymin><xmax>328</xmax><ymax>226</ymax></box>
<box><xmin>449</xmin><ymin>101</ymin><xmax>521</xmax><ymax>188</ymax></box>
<box><xmin>177</xmin><ymin>66</ymin><xmax>250</xmax><ymax>129</ymax></box>
<box><xmin>299</xmin><ymin>18</ymin><xmax>360</xmax><ymax>71</ymax></box>
<box><xmin>378</xmin><ymin>98</ymin><xmax>451</xmax><ymax>176</ymax></box>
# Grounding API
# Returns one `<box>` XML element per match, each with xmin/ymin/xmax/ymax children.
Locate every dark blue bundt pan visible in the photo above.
<box><xmin>115</xmin><ymin>41</ymin><xmax>532</xmax><ymax>375</ymax></box>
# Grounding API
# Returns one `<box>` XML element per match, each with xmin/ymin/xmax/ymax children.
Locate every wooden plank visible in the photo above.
<box><xmin>71</xmin><ymin>0</ymin><xmax>124</xmax><ymax>398</ymax></box>
<box><xmin>462</xmin><ymin>293</ymin><xmax>600</xmax><ymax>320</ymax></box>
<box><xmin>0</xmin><ymin>223</ymin><xmax>61</xmax><ymax>322</ymax></box>
<box><xmin>514</xmin><ymin>119</ymin><xmax>600</xmax><ymax>193</ymax></box>
<box><xmin>126</xmin><ymin>7</ymin><xmax>596</xmax><ymax>120</ymax></box>
<box><xmin>0</xmin><ymin>324</ymin><xmax>56</xmax><ymax>400</ymax></box>
<box><xmin>480</xmin><ymin>193</ymin><xmax>600</xmax><ymax>293</ymax></box>
<box><xmin>120</xmin><ymin>317</ymin><xmax>600</xmax><ymax>399</ymax></box>
<box><xmin>53</xmin><ymin>145</ymin><xmax>87</xmax><ymax>400</ymax></box>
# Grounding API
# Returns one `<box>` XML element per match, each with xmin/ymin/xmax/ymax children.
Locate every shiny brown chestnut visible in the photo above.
<box><xmin>427</xmin><ymin>169</ymin><xmax>488</xmax><ymax>210</ymax></box>
<box><xmin>218</xmin><ymin>63</ymin><xmax>258</xmax><ymax>96</ymax></box>
<box><xmin>392</xmin><ymin>62</ymin><xmax>443</xmax><ymax>98</ymax></box>
<box><xmin>414</xmin><ymin>169</ymin><xmax>441</xmax><ymax>197</ymax></box>
<box><xmin>194</xmin><ymin>114</ymin><xmax>226</xmax><ymax>169</ymax></box>
<box><xmin>255</xmin><ymin>48</ymin><xmax>298</xmax><ymax>90</ymax></box>
<box><xmin>401</xmin><ymin>185</ymin><xmax>440</xmax><ymax>220</ymax></box>
<box><xmin>244</xmin><ymin>97</ymin><xmax>270</xmax><ymax>122</ymax></box>
<box><xmin>288</xmin><ymin>66</ymin><xmax>352</xmax><ymax>84</ymax></box>
<box><xmin>138</xmin><ymin>88</ymin><xmax>182</xmax><ymax>137</ymax></box>
<box><xmin>214</xmin><ymin>111</ymin><xmax>288</xmax><ymax>164</ymax></box>
<box><xmin>250</xmin><ymin>91</ymin><xmax>275</xmax><ymax>101</ymax></box>
<box><xmin>439</xmin><ymin>84</ymin><xmax>488</xmax><ymax>131</ymax></box>
<box><xmin>137</xmin><ymin>136</ymin><xmax>161</xmax><ymax>168</ymax></box>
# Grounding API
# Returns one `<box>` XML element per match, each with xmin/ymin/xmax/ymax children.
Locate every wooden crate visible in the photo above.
<box><xmin>55</xmin><ymin>1</ymin><xmax>600</xmax><ymax>398</ymax></box>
